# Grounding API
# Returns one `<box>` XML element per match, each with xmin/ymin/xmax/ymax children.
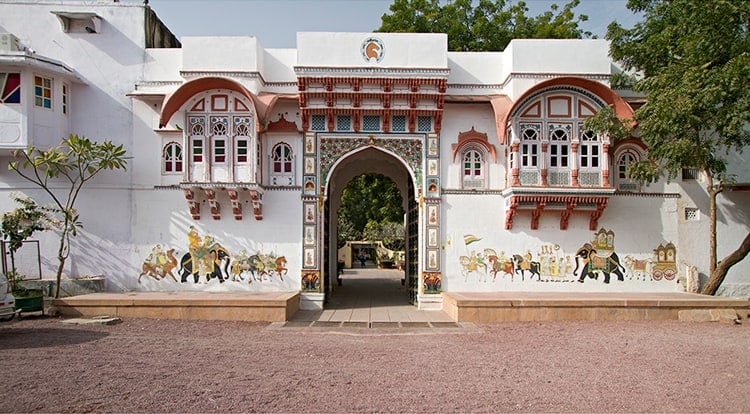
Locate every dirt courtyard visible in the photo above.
<box><xmin>1</xmin><ymin>316</ymin><xmax>748</xmax><ymax>413</ymax></box>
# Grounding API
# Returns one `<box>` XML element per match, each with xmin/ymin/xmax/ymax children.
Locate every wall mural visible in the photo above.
<box><xmin>138</xmin><ymin>226</ymin><xmax>288</xmax><ymax>287</ymax></box>
<box><xmin>457</xmin><ymin>228</ymin><xmax>678</xmax><ymax>285</ymax></box>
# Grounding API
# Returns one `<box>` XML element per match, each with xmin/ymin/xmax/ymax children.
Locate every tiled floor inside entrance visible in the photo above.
<box><xmin>288</xmin><ymin>266</ymin><xmax>454</xmax><ymax>327</ymax></box>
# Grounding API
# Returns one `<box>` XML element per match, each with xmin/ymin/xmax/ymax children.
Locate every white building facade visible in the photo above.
<box><xmin>1</xmin><ymin>1</ymin><xmax>748</xmax><ymax>310</ymax></box>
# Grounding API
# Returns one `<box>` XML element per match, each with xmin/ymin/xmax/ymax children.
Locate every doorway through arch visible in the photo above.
<box><xmin>323</xmin><ymin>146</ymin><xmax>419</xmax><ymax>306</ymax></box>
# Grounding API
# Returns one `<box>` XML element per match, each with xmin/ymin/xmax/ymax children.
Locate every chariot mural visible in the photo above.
<box><xmin>456</xmin><ymin>228</ymin><xmax>678</xmax><ymax>286</ymax></box>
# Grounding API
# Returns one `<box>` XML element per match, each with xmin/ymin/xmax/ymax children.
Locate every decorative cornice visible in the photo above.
<box><xmin>295</xmin><ymin>66</ymin><xmax>450</xmax><ymax>77</ymax></box>
<box><xmin>177</xmin><ymin>71</ymin><xmax>295</xmax><ymax>88</ymax></box>
<box><xmin>441</xmin><ymin>188</ymin><xmax>504</xmax><ymax>195</ymax></box>
<box><xmin>612</xmin><ymin>191</ymin><xmax>681</xmax><ymax>198</ymax></box>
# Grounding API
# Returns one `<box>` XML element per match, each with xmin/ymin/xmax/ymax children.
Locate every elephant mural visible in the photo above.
<box><xmin>574</xmin><ymin>243</ymin><xmax>626</xmax><ymax>284</ymax></box>
<box><xmin>179</xmin><ymin>243</ymin><xmax>231</xmax><ymax>283</ymax></box>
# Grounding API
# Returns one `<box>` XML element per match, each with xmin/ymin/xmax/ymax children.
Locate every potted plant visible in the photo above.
<box><xmin>6</xmin><ymin>269</ymin><xmax>43</xmax><ymax>314</ymax></box>
<box><xmin>1</xmin><ymin>195</ymin><xmax>49</xmax><ymax>314</ymax></box>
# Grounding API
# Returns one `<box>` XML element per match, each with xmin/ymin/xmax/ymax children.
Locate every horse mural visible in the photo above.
<box><xmin>574</xmin><ymin>243</ymin><xmax>626</xmax><ymax>284</ymax></box>
<box><xmin>484</xmin><ymin>248</ymin><xmax>515</xmax><ymax>281</ymax></box>
<box><xmin>138</xmin><ymin>246</ymin><xmax>178</xmax><ymax>283</ymax></box>
<box><xmin>512</xmin><ymin>252</ymin><xmax>542</xmax><ymax>281</ymax></box>
<box><xmin>459</xmin><ymin>250</ymin><xmax>488</xmax><ymax>282</ymax></box>
<box><xmin>232</xmin><ymin>253</ymin><xmax>288</xmax><ymax>283</ymax></box>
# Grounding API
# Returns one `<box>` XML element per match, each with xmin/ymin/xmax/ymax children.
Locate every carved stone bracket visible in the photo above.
<box><xmin>183</xmin><ymin>189</ymin><xmax>200</xmax><ymax>220</ymax></box>
<box><xmin>181</xmin><ymin>184</ymin><xmax>263</xmax><ymax>221</ymax></box>
<box><xmin>228</xmin><ymin>189</ymin><xmax>242</xmax><ymax>221</ymax></box>
<box><xmin>204</xmin><ymin>189</ymin><xmax>220</xmax><ymax>220</ymax></box>
<box><xmin>249</xmin><ymin>189</ymin><xmax>263</xmax><ymax>220</ymax></box>
<box><xmin>504</xmin><ymin>193</ymin><xmax>611</xmax><ymax>231</ymax></box>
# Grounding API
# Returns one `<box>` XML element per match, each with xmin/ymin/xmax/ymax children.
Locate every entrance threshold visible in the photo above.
<box><xmin>291</xmin><ymin>267</ymin><xmax>453</xmax><ymax>324</ymax></box>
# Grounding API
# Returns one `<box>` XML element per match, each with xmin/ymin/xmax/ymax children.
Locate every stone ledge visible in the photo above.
<box><xmin>678</xmin><ymin>309</ymin><xmax>741</xmax><ymax>324</ymax></box>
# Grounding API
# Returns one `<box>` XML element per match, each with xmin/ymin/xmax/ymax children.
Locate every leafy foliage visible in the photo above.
<box><xmin>337</xmin><ymin>174</ymin><xmax>404</xmax><ymax>249</ymax></box>
<box><xmin>607</xmin><ymin>0</ymin><xmax>750</xmax><ymax>294</ymax></box>
<box><xmin>608</xmin><ymin>0</ymin><xmax>750</xmax><ymax>185</ymax></box>
<box><xmin>8</xmin><ymin>134</ymin><xmax>129</xmax><ymax>298</ymax></box>
<box><xmin>377</xmin><ymin>0</ymin><xmax>591</xmax><ymax>51</ymax></box>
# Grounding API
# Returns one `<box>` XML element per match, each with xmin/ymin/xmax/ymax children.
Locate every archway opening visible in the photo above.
<box><xmin>324</xmin><ymin>147</ymin><xmax>418</xmax><ymax>307</ymax></box>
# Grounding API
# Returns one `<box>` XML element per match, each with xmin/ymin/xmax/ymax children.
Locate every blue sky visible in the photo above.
<box><xmin>146</xmin><ymin>0</ymin><xmax>642</xmax><ymax>49</ymax></box>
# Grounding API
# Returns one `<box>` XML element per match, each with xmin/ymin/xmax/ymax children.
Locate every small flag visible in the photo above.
<box><xmin>463</xmin><ymin>234</ymin><xmax>481</xmax><ymax>245</ymax></box>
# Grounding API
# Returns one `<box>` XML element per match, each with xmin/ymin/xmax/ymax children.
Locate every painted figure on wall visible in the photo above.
<box><xmin>180</xmin><ymin>226</ymin><xmax>231</xmax><ymax>283</ymax></box>
<box><xmin>138</xmin><ymin>245</ymin><xmax>178</xmax><ymax>283</ymax></box>
<box><xmin>485</xmin><ymin>249</ymin><xmax>515</xmax><ymax>281</ymax></box>
<box><xmin>574</xmin><ymin>228</ymin><xmax>626</xmax><ymax>284</ymax></box>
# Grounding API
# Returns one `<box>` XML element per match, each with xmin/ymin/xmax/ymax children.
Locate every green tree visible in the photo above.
<box><xmin>9</xmin><ymin>134</ymin><xmax>129</xmax><ymax>298</ymax></box>
<box><xmin>607</xmin><ymin>0</ymin><xmax>750</xmax><ymax>295</ymax></box>
<box><xmin>377</xmin><ymin>0</ymin><xmax>590</xmax><ymax>51</ymax></box>
<box><xmin>338</xmin><ymin>174</ymin><xmax>404</xmax><ymax>248</ymax></box>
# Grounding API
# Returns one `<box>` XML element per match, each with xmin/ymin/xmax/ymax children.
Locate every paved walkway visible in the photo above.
<box><xmin>290</xmin><ymin>266</ymin><xmax>453</xmax><ymax>324</ymax></box>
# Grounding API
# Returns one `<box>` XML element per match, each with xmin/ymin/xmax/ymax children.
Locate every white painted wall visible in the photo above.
<box><xmin>297</xmin><ymin>32</ymin><xmax>448</xmax><ymax>69</ymax></box>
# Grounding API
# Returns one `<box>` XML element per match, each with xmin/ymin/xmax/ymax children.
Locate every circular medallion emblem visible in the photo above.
<box><xmin>361</xmin><ymin>37</ymin><xmax>385</xmax><ymax>63</ymax></box>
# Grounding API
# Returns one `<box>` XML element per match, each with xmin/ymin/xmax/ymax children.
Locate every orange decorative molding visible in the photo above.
<box><xmin>452</xmin><ymin>127</ymin><xmax>497</xmax><ymax>162</ymax></box>
<box><xmin>159</xmin><ymin>77</ymin><xmax>258</xmax><ymax>128</ymax></box>
<box><xmin>266</xmin><ymin>114</ymin><xmax>299</xmax><ymax>133</ymax></box>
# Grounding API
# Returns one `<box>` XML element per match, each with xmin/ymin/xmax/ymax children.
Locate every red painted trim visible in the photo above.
<box><xmin>499</xmin><ymin>77</ymin><xmax>635</xmax><ymax>145</ymax></box>
<box><xmin>159</xmin><ymin>77</ymin><xmax>258</xmax><ymax>128</ymax></box>
<box><xmin>451</xmin><ymin>127</ymin><xmax>497</xmax><ymax>162</ymax></box>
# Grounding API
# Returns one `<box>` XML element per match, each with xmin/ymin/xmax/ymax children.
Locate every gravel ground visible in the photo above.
<box><xmin>0</xmin><ymin>315</ymin><xmax>748</xmax><ymax>413</ymax></box>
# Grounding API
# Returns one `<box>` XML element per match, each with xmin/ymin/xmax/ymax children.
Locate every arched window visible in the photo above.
<box><xmin>271</xmin><ymin>142</ymin><xmax>294</xmax><ymax>185</ymax></box>
<box><xmin>462</xmin><ymin>148</ymin><xmax>485</xmax><ymax>189</ymax></box>
<box><xmin>520</xmin><ymin>124</ymin><xmax>541</xmax><ymax>185</ymax></box>
<box><xmin>185</xmin><ymin>90</ymin><xmax>256</xmax><ymax>183</ymax></box>
<box><xmin>163</xmin><ymin>142</ymin><xmax>183</xmax><ymax>174</ymax></box>
<box><xmin>615</xmin><ymin>147</ymin><xmax>642</xmax><ymax>192</ymax></box>
<box><xmin>511</xmin><ymin>89</ymin><xmax>613</xmax><ymax>189</ymax></box>
<box><xmin>548</xmin><ymin>126</ymin><xmax>571</xmax><ymax>186</ymax></box>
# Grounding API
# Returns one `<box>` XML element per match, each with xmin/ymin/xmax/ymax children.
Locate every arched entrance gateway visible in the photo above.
<box><xmin>299</xmin><ymin>131</ymin><xmax>442</xmax><ymax>311</ymax></box>
<box><xmin>324</xmin><ymin>147</ymin><xmax>416</xmax><ymax>305</ymax></box>
<box><xmin>294</xmin><ymin>34</ymin><xmax>449</xmax><ymax>311</ymax></box>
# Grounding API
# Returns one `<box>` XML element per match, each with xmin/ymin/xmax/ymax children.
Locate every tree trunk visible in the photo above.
<box><xmin>706</xmin><ymin>174</ymin><xmax>717</xmax><ymax>275</ymax></box>
<box><xmin>701</xmin><ymin>231</ymin><xmax>750</xmax><ymax>295</ymax></box>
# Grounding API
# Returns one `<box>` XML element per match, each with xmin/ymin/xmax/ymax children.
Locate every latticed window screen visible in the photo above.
<box><xmin>520</xmin><ymin>170</ymin><xmax>540</xmax><ymax>185</ymax></box>
<box><xmin>311</xmin><ymin>114</ymin><xmax>326</xmax><ymax>131</ymax></box>
<box><xmin>336</xmin><ymin>115</ymin><xmax>351</xmax><ymax>131</ymax></box>
<box><xmin>685</xmin><ymin>207</ymin><xmax>700</xmax><ymax>221</ymax></box>
<box><xmin>362</xmin><ymin>115</ymin><xmax>380</xmax><ymax>131</ymax></box>
<box><xmin>417</xmin><ymin>116</ymin><xmax>432</xmax><ymax>132</ymax></box>
<box><xmin>548</xmin><ymin>170</ymin><xmax>570</xmax><ymax>186</ymax></box>
<box><xmin>392</xmin><ymin>115</ymin><xmax>407</xmax><ymax>132</ymax></box>
<box><xmin>163</xmin><ymin>142</ymin><xmax>183</xmax><ymax>173</ymax></box>
<box><xmin>579</xmin><ymin>171</ymin><xmax>601</xmax><ymax>187</ymax></box>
